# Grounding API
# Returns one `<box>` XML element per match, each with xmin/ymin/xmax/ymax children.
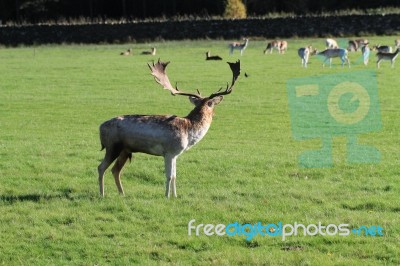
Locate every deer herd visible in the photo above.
<box><xmin>119</xmin><ymin>37</ymin><xmax>400</xmax><ymax>69</ymax></box>
<box><xmin>100</xmin><ymin>36</ymin><xmax>399</xmax><ymax>198</ymax></box>
<box><xmin>120</xmin><ymin>47</ymin><xmax>157</xmax><ymax>56</ymax></box>
<box><xmin>228</xmin><ymin>37</ymin><xmax>399</xmax><ymax>68</ymax></box>
<box><xmin>291</xmin><ymin>37</ymin><xmax>399</xmax><ymax>68</ymax></box>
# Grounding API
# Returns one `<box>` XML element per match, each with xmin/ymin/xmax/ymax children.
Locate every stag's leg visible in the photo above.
<box><xmin>98</xmin><ymin>148</ymin><xmax>120</xmax><ymax>197</ymax></box>
<box><xmin>164</xmin><ymin>155</ymin><xmax>177</xmax><ymax>198</ymax></box>
<box><xmin>111</xmin><ymin>150</ymin><xmax>131</xmax><ymax>195</ymax></box>
<box><xmin>343</xmin><ymin>56</ymin><xmax>350</xmax><ymax>68</ymax></box>
<box><xmin>377</xmin><ymin>59</ymin><xmax>381</xmax><ymax>68</ymax></box>
<box><xmin>322</xmin><ymin>57</ymin><xmax>328</xmax><ymax>67</ymax></box>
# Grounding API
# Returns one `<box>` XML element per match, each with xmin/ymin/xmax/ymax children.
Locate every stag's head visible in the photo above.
<box><xmin>148</xmin><ymin>59</ymin><xmax>240</xmax><ymax>116</ymax></box>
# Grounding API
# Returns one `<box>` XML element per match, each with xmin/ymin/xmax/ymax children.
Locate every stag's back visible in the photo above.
<box><xmin>100</xmin><ymin>115</ymin><xmax>189</xmax><ymax>156</ymax></box>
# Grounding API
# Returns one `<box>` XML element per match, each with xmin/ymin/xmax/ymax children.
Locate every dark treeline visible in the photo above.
<box><xmin>1</xmin><ymin>0</ymin><xmax>399</xmax><ymax>24</ymax></box>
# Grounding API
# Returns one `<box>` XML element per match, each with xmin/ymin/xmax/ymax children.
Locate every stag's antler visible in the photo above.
<box><xmin>148</xmin><ymin>59</ymin><xmax>202</xmax><ymax>99</ymax></box>
<box><xmin>209</xmin><ymin>60</ymin><xmax>240</xmax><ymax>99</ymax></box>
<box><xmin>148</xmin><ymin>59</ymin><xmax>240</xmax><ymax>100</ymax></box>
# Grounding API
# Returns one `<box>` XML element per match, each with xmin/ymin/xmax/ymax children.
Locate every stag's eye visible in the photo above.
<box><xmin>207</xmin><ymin>101</ymin><xmax>213</xmax><ymax>107</ymax></box>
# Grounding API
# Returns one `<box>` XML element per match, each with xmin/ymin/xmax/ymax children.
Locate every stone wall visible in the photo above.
<box><xmin>0</xmin><ymin>14</ymin><xmax>399</xmax><ymax>46</ymax></box>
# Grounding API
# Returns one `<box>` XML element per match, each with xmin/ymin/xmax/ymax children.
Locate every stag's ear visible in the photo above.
<box><xmin>207</xmin><ymin>96</ymin><xmax>224</xmax><ymax>107</ymax></box>
<box><xmin>189</xmin><ymin>96</ymin><xmax>203</xmax><ymax>106</ymax></box>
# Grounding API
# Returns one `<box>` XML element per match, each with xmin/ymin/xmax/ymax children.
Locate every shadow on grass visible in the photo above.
<box><xmin>0</xmin><ymin>188</ymin><xmax>92</xmax><ymax>204</ymax></box>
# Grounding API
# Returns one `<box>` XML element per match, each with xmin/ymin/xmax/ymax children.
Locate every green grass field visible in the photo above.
<box><xmin>0</xmin><ymin>37</ymin><xmax>399</xmax><ymax>265</ymax></box>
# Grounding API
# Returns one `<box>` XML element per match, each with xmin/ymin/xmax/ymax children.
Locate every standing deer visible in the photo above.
<box><xmin>264</xmin><ymin>40</ymin><xmax>287</xmax><ymax>54</ymax></box>
<box><xmin>98</xmin><ymin>60</ymin><xmax>241</xmax><ymax>198</ymax></box>
<box><xmin>298</xmin><ymin>46</ymin><xmax>317</xmax><ymax>68</ymax></box>
<box><xmin>317</xmin><ymin>48</ymin><xmax>350</xmax><ymax>68</ymax></box>
<box><xmin>395</xmin><ymin>39</ymin><xmax>400</xmax><ymax>48</ymax></box>
<box><xmin>229</xmin><ymin>38</ymin><xmax>249</xmax><ymax>55</ymax></box>
<box><xmin>376</xmin><ymin>48</ymin><xmax>400</xmax><ymax>68</ymax></box>
<box><xmin>362</xmin><ymin>43</ymin><xmax>370</xmax><ymax>66</ymax></box>
<box><xmin>372</xmin><ymin>45</ymin><xmax>392</xmax><ymax>53</ymax></box>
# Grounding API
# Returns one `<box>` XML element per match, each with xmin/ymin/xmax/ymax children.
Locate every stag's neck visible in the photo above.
<box><xmin>184</xmin><ymin>106</ymin><xmax>214</xmax><ymax>148</ymax></box>
<box><xmin>186</xmin><ymin>105</ymin><xmax>213</xmax><ymax>124</ymax></box>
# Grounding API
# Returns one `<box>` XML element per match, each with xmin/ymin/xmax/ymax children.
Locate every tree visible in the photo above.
<box><xmin>224</xmin><ymin>0</ymin><xmax>247</xmax><ymax>19</ymax></box>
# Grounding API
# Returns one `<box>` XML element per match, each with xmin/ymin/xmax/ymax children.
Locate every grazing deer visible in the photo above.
<box><xmin>347</xmin><ymin>40</ymin><xmax>358</xmax><ymax>52</ymax></box>
<box><xmin>98</xmin><ymin>59</ymin><xmax>241</xmax><ymax>198</ymax></box>
<box><xmin>205</xmin><ymin>51</ymin><xmax>222</xmax><ymax>60</ymax></box>
<box><xmin>376</xmin><ymin>48</ymin><xmax>400</xmax><ymax>68</ymax></box>
<box><xmin>229</xmin><ymin>38</ymin><xmax>249</xmax><ymax>55</ymax></box>
<box><xmin>356</xmin><ymin>39</ymin><xmax>368</xmax><ymax>47</ymax></box>
<box><xmin>264</xmin><ymin>40</ymin><xmax>287</xmax><ymax>54</ymax></box>
<box><xmin>326</xmin><ymin>38</ymin><xmax>339</xmax><ymax>49</ymax></box>
<box><xmin>298</xmin><ymin>46</ymin><xmax>317</xmax><ymax>68</ymax></box>
<box><xmin>120</xmin><ymin>48</ymin><xmax>132</xmax><ymax>56</ymax></box>
<box><xmin>141</xmin><ymin>47</ymin><xmax>156</xmax><ymax>55</ymax></box>
<box><xmin>279</xmin><ymin>41</ymin><xmax>288</xmax><ymax>54</ymax></box>
<box><xmin>348</xmin><ymin>39</ymin><xmax>368</xmax><ymax>51</ymax></box>
<box><xmin>317</xmin><ymin>48</ymin><xmax>350</xmax><ymax>68</ymax></box>
<box><xmin>372</xmin><ymin>45</ymin><xmax>392</xmax><ymax>53</ymax></box>
<box><xmin>264</xmin><ymin>41</ymin><xmax>277</xmax><ymax>54</ymax></box>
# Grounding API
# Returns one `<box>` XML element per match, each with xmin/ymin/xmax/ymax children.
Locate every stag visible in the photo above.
<box><xmin>98</xmin><ymin>59</ymin><xmax>241</xmax><ymax>198</ymax></box>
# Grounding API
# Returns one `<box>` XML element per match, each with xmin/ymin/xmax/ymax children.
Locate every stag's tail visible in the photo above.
<box><xmin>99</xmin><ymin>122</ymin><xmax>108</xmax><ymax>151</ymax></box>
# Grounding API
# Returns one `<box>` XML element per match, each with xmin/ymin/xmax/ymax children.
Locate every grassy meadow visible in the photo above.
<box><xmin>0</xmin><ymin>37</ymin><xmax>399</xmax><ymax>265</ymax></box>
